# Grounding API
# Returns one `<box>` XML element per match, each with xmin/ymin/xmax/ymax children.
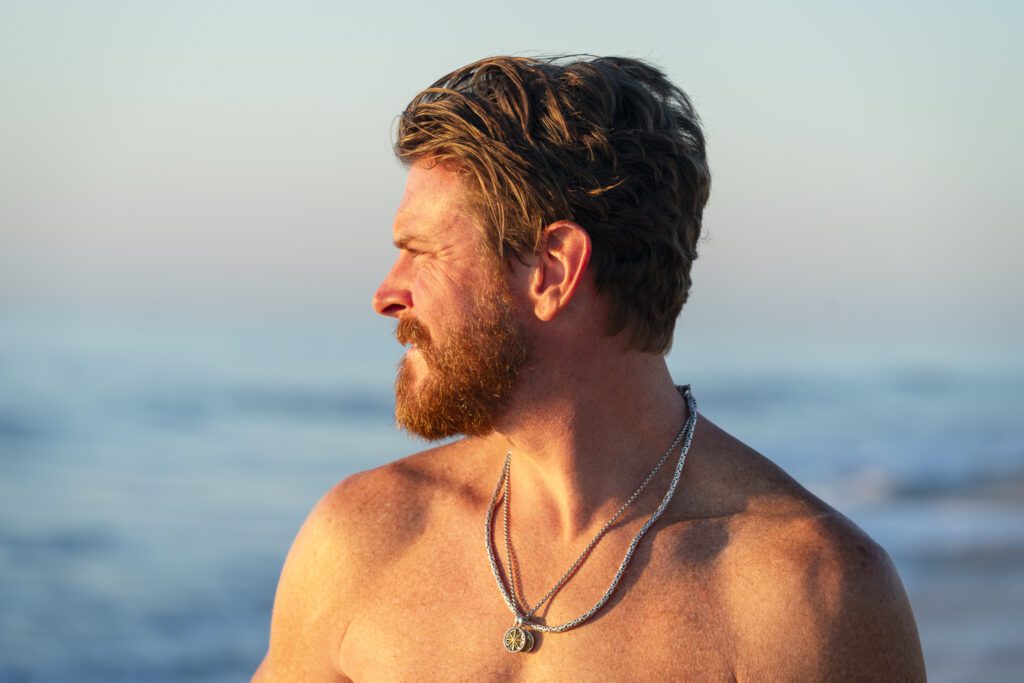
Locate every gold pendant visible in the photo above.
<box><xmin>503</xmin><ymin>623</ymin><xmax>535</xmax><ymax>653</ymax></box>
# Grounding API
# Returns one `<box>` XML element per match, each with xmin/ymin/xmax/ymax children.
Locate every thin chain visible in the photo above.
<box><xmin>484</xmin><ymin>384</ymin><xmax>698</xmax><ymax>634</ymax></box>
<box><xmin>503</xmin><ymin>391</ymin><xmax>691</xmax><ymax>620</ymax></box>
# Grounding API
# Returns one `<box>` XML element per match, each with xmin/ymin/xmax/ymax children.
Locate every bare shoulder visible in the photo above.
<box><xmin>253</xmin><ymin>438</ymin><xmax>492</xmax><ymax>682</ymax></box>
<box><xmin>689</xmin><ymin>418</ymin><xmax>926</xmax><ymax>681</ymax></box>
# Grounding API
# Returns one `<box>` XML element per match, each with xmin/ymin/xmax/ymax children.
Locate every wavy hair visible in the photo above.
<box><xmin>395</xmin><ymin>55</ymin><xmax>710</xmax><ymax>354</ymax></box>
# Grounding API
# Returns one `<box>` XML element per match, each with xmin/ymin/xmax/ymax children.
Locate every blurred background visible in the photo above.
<box><xmin>1</xmin><ymin>1</ymin><xmax>1021</xmax><ymax>681</ymax></box>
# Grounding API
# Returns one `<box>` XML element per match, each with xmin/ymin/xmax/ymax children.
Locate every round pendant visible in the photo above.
<box><xmin>503</xmin><ymin>626</ymin><xmax>535</xmax><ymax>653</ymax></box>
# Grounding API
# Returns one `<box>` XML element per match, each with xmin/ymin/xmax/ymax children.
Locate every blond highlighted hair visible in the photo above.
<box><xmin>395</xmin><ymin>55</ymin><xmax>710</xmax><ymax>354</ymax></box>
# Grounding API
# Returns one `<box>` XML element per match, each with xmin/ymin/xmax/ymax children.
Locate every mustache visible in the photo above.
<box><xmin>396</xmin><ymin>315</ymin><xmax>432</xmax><ymax>348</ymax></box>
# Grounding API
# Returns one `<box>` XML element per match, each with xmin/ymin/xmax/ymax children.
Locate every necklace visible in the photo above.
<box><xmin>485</xmin><ymin>385</ymin><xmax>698</xmax><ymax>653</ymax></box>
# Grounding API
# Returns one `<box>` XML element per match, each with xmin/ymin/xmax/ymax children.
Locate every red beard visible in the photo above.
<box><xmin>393</xmin><ymin>278</ymin><xmax>528</xmax><ymax>440</ymax></box>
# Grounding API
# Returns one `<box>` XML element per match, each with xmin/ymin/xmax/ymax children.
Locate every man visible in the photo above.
<box><xmin>254</xmin><ymin>56</ymin><xmax>926</xmax><ymax>681</ymax></box>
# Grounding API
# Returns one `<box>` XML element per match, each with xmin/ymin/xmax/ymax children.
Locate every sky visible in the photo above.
<box><xmin>1</xmin><ymin>0</ymin><xmax>1021</xmax><ymax>352</ymax></box>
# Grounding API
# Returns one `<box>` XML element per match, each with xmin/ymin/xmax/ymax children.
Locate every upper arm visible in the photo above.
<box><xmin>252</xmin><ymin>480</ymin><xmax>361</xmax><ymax>683</ymax></box>
<box><xmin>815</xmin><ymin>541</ymin><xmax>926</xmax><ymax>681</ymax></box>
<box><xmin>731</xmin><ymin>515</ymin><xmax>926</xmax><ymax>682</ymax></box>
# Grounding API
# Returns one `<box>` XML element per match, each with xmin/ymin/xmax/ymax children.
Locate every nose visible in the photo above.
<box><xmin>372</xmin><ymin>262</ymin><xmax>413</xmax><ymax>318</ymax></box>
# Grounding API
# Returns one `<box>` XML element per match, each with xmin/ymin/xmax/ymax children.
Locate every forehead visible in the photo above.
<box><xmin>393</xmin><ymin>161</ymin><xmax>481</xmax><ymax>245</ymax></box>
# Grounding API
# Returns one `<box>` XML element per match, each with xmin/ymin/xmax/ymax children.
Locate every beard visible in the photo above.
<box><xmin>393</xmin><ymin>277</ymin><xmax>529</xmax><ymax>440</ymax></box>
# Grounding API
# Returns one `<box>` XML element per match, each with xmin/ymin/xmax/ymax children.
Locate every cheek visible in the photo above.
<box><xmin>412</xmin><ymin>261</ymin><xmax>477</xmax><ymax>310</ymax></box>
<box><xmin>419</xmin><ymin>258</ymin><xmax>468</xmax><ymax>290</ymax></box>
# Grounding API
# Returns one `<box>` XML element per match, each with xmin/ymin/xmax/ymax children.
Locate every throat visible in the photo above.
<box><xmin>483</xmin><ymin>386</ymin><xmax>698</xmax><ymax>640</ymax></box>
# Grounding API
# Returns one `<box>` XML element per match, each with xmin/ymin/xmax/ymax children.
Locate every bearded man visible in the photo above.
<box><xmin>253</xmin><ymin>56</ymin><xmax>926</xmax><ymax>681</ymax></box>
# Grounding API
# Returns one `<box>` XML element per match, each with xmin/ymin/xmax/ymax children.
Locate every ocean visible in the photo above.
<box><xmin>0</xmin><ymin>310</ymin><xmax>1021</xmax><ymax>682</ymax></box>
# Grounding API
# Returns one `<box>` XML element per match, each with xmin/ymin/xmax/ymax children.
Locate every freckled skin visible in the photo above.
<box><xmin>254</xmin><ymin>425</ymin><xmax>926</xmax><ymax>682</ymax></box>
<box><xmin>252</xmin><ymin>165</ymin><xmax>927</xmax><ymax>682</ymax></box>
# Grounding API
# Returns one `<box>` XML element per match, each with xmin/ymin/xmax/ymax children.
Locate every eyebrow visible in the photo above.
<box><xmin>393</xmin><ymin>235</ymin><xmax>431</xmax><ymax>250</ymax></box>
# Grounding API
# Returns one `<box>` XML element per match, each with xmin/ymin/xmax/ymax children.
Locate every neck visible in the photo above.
<box><xmin>492</xmin><ymin>350</ymin><xmax>691</xmax><ymax>541</ymax></box>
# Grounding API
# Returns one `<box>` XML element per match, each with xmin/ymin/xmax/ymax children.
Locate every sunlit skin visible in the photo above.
<box><xmin>380</xmin><ymin>163</ymin><xmax>487</xmax><ymax>373</ymax></box>
<box><xmin>253</xmin><ymin>162</ymin><xmax>926</xmax><ymax>682</ymax></box>
<box><xmin>382</xmin><ymin>162</ymin><xmax>529</xmax><ymax>441</ymax></box>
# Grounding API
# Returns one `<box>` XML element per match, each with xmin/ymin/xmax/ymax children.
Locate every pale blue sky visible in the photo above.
<box><xmin>1</xmin><ymin>0</ymin><xmax>1021</xmax><ymax>351</ymax></box>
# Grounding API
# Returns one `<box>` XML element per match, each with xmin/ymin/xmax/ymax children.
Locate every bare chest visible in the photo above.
<box><xmin>339</xmin><ymin>520</ymin><xmax>737</xmax><ymax>682</ymax></box>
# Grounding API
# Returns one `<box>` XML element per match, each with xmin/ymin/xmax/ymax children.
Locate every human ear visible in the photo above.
<box><xmin>528</xmin><ymin>221</ymin><xmax>591</xmax><ymax>321</ymax></box>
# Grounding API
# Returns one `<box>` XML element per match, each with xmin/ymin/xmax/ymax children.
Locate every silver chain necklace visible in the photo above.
<box><xmin>484</xmin><ymin>385</ymin><xmax>699</xmax><ymax>653</ymax></box>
